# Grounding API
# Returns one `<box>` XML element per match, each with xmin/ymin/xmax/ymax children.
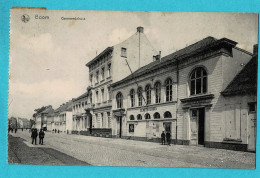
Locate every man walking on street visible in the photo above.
<box><xmin>161</xmin><ymin>131</ymin><xmax>166</xmax><ymax>145</ymax></box>
<box><xmin>166</xmin><ymin>131</ymin><xmax>171</xmax><ymax>146</ymax></box>
<box><xmin>39</xmin><ymin>129</ymin><xmax>45</xmax><ymax>145</ymax></box>
<box><xmin>31</xmin><ymin>128</ymin><xmax>38</xmax><ymax>145</ymax></box>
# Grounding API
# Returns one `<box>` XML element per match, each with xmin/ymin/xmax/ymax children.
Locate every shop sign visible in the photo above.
<box><xmin>140</xmin><ymin>106</ymin><xmax>157</xmax><ymax>112</ymax></box>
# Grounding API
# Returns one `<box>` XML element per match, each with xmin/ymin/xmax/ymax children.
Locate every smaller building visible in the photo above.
<box><xmin>52</xmin><ymin>101</ymin><xmax>73</xmax><ymax>133</ymax></box>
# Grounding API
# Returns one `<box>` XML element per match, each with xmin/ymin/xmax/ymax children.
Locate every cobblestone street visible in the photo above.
<box><xmin>8</xmin><ymin>130</ymin><xmax>256</xmax><ymax>168</ymax></box>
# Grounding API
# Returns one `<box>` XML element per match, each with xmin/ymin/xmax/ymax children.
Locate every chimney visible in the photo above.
<box><xmin>253</xmin><ymin>44</ymin><xmax>258</xmax><ymax>55</ymax></box>
<box><xmin>137</xmin><ymin>26</ymin><xmax>144</xmax><ymax>33</ymax></box>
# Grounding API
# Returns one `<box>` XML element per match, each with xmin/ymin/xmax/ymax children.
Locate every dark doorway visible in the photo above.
<box><xmin>89</xmin><ymin>114</ymin><xmax>92</xmax><ymax>134</ymax></box>
<box><xmin>118</xmin><ymin>116</ymin><xmax>122</xmax><ymax>138</ymax></box>
<box><xmin>198</xmin><ymin>108</ymin><xmax>205</xmax><ymax>145</ymax></box>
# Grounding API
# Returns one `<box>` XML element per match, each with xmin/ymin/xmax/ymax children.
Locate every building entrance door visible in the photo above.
<box><xmin>190</xmin><ymin>108</ymin><xmax>205</xmax><ymax>145</ymax></box>
<box><xmin>163</xmin><ymin>122</ymin><xmax>172</xmax><ymax>133</ymax></box>
<box><xmin>116</xmin><ymin>116</ymin><xmax>122</xmax><ymax>138</ymax></box>
<box><xmin>89</xmin><ymin>114</ymin><xmax>92</xmax><ymax>134</ymax></box>
<box><xmin>248</xmin><ymin>112</ymin><xmax>256</xmax><ymax>152</ymax></box>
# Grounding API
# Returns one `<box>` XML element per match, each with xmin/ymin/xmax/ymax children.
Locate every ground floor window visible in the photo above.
<box><xmin>129</xmin><ymin>124</ymin><xmax>134</xmax><ymax>132</ymax></box>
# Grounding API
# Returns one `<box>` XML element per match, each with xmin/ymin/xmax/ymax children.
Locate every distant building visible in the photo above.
<box><xmin>52</xmin><ymin>101</ymin><xmax>73</xmax><ymax>133</ymax></box>
<box><xmin>111</xmin><ymin>36</ymin><xmax>256</xmax><ymax>151</ymax></box>
<box><xmin>34</xmin><ymin>105</ymin><xmax>54</xmax><ymax>131</ymax></box>
<box><xmin>72</xmin><ymin>27</ymin><xmax>158</xmax><ymax>137</ymax></box>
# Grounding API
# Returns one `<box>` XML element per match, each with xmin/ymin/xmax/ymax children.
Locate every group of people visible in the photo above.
<box><xmin>161</xmin><ymin>131</ymin><xmax>171</xmax><ymax>145</ymax></box>
<box><xmin>31</xmin><ymin>128</ymin><xmax>45</xmax><ymax>145</ymax></box>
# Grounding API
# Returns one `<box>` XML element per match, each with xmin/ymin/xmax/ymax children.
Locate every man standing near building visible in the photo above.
<box><xmin>161</xmin><ymin>131</ymin><xmax>166</xmax><ymax>145</ymax></box>
<box><xmin>31</xmin><ymin>129</ymin><xmax>38</xmax><ymax>145</ymax></box>
<box><xmin>166</xmin><ymin>132</ymin><xmax>171</xmax><ymax>146</ymax></box>
<box><xmin>39</xmin><ymin>129</ymin><xmax>45</xmax><ymax>145</ymax></box>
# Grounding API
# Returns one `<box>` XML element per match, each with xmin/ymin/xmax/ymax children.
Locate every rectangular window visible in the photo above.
<box><xmin>107</xmin><ymin>63</ymin><xmax>111</xmax><ymax>77</ymax></box>
<box><xmin>96</xmin><ymin>71</ymin><xmax>99</xmax><ymax>83</ymax></box>
<box><xmin>248</xmin><ymin>102</ymin><xmax>256</xmax><ymax>112</ymax></box>
<box><xmin>101</xmin><ymin>89</ymin><xmax>104</xmax><ymax>103</ymax></box>
<box><xmin>108</xmin><ymin>87</ymin><xmax>111</xmax><ymax>100</ymax></box>
<box><xmin>100</xmin><ymin>113</ymin><xmax>103</xmax><ymax>128</ymax></box>
<box><xmin>107</xmin><ymin>112</ymin><xmax>111</xmax><ymax>128</ymax></box>
<box><xmin>90</xmin><ymin>74</ymin><xmax>93</xmax><ymax>85</ymax></box>
<box><xmin>121</xmin><ymin>48</ymin><xmax>127</xmax><ymax>58</ymax></box>
<box><xmin>101</xmin><ymin>67</ymin><xmax>105</xmax><ymax>80</ymax></box>
<box><xmin>96</xmin><ymin>91</ymin><xmax>99</xmax><ymax>103</ymax></box>
<box><xmin>129</xmin><ymin>124</ymin><xmax>134</xmax><ymax>132</ymax></box>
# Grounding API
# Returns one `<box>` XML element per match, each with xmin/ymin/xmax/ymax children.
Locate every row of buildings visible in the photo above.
<box><xmin>8</xmin><ymin>117</ymin><xmax>31</xmax><ymax>129</ymax></box>
<box><xmin>33</xmin><ymin>27</ymin><xmax>257</xmax><ymax>152</ymax></box>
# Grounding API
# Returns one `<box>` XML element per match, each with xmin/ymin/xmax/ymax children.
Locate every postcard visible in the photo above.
<box><xmin>8</xmin><ymin>8</ymin><xmax>258</xmax><ymax>168</ymax></box>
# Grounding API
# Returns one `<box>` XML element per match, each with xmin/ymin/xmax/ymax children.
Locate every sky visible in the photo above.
<box><xmin>9</xmin><ymin>10</ymin><xmax>258</xmax><ymax>119</ymax></box>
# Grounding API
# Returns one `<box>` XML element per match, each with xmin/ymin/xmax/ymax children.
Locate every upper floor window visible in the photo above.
<box><xmin>137</xmin><ymin>114</ymin><xmax>142</xmax><ymax>120</ymax></box>
<box><xmin>164</xmin><ymin>111</ymin><xmax>172</xmax><ymax>118</ymax></box>
<box><xmin>137</xmin><ymin>87</ymin><xmax>143</xmax><ymax>106</ymax></box>
<box><xmin>145</xmin><ymin>113</ymin><xmax>151</xmax><ymax>119</ymax></box>
<box><xmin>154</xmin><ymin>82</ymin><xmax>161</xmax><ymax>103</ymax></box>
<box><xmin>107</xmin><ymin>63</ymin><xmax>111</xmax><ymax>77</ymax></box>
<box><xmin>154</xmin><ymin>112</ymin><xmax>160</xmax><ymax>119</ymax></box>
<box><xmin>96</xmin><ymin>71</ymin><xmax>99</xmax><ymax>83</ymax></box>
<box><xmin>121</xmin><ymin>47</ymin><xmax>127</xmax><ymax>58</ymax></box>
<box><xmin>165</xmin><ymin>78</ymin><xmax>173</xmax><ymax>102</ymax></box>
<box><xmin>101</xmin><ymin>89</ymin><xmax>104</xmax><ymax>103</ymax></box>
<box><xmin>101</xmin><ymin>67</ymin><xmax>105</xmax><ymax>80</ymax></box>
<box><xmin>116</xmin><ymin>92</ymin><xmax>123</xmax><ymax>108</ymax></box>
<box><xmin>190</xmin><ymin>67</ymin><xmax>207</xmax><ymax>95</ymax></box>
<box><xmin>95</xmin><ymin>91</ymin><xmax>99</xmax><ymax>103</ymax></box>
<box><xmin>90</xmin><ymin>74</ymin><xmax>93</xmax><ymax>85</ymax></box>
<box><xmin>130</xmin><ymin>115</ymin><xmax>135</xmax><ymax>120</ymax></box>
<box><xmin>145</xmin><ymin>85</ymin><xmax>151</xmax><ymax>105</ymax></box>
<box><xmin>130</xmin><ymin>89</ymin><xmax>135</xmax><ymax>107</ymax></box>
<box><xmin>90</xmin><ymin>93</ymin><xmax>92</xmax><ymax>104</ymax></box>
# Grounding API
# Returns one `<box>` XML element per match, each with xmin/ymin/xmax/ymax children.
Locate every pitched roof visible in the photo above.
<box><xmin>73</xmin><ymin>91</ymin><xmax>88</xmax><ymax>102</ymax></box>
<box><xmin>40</xmin><ymin>106</ymin><xmax>54</xmax><ymax>114</ymax></box>
<box><xmin>222</xmin><ymin>55</ymin><xmax>257</xmax><ymax>96</ymax></box>
<box><xmin>111</xmin><ymin>36</ymin><xmax>235</xmax><ymax>87</ymax></box>
<box><xmin>54</xmin><ymin>100</ymin><xmax>73</xmax><ymax>115</ymax></box>
<box><xmin>85</xmin><ymin>47</ymin><xmax>113</xmax><ymax>67</ymax></box>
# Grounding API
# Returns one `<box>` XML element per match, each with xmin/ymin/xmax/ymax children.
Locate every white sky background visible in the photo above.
<box><xmin>9</xmin><ymin>10</ymin><xmax>258</xmax><ymax>119</ymax></box>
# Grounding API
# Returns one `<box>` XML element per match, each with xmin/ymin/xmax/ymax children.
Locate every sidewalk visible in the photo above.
<box><xmin>8</xmin><ymin>134</ymin><xmax>91</xmax><ymax>165</ymax></box>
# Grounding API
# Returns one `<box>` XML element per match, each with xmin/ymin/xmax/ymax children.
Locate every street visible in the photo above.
<box><xmin>8</xmin><ymin>130</ymin><xmax>255</xmax><ymax>168</ymax></box>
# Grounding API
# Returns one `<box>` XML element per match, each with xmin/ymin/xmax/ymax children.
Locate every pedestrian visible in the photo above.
<box><xmin>15</xmin><ymin>128</ymin><xmax>17</xmax><ymax>133</ymax></box>
<box><xmin>161</xmin><ymin>131</ymin><xmax>166</xmax><ymax>145</ymax></box>
<box><xmin>22</xmin><ymin>128</ymin><xmax>23</xmax><ymax>132</ymax></box>
<box><xmin>166</xmin><ymin>132</ymin><xmax>171</xmax><ymax>146</ymax></box>
<box><xmin>39</xmin><ymin>129</ymin><xmax>45</xmax><ymax>145</ymax></box>
<box><xmin>55</xmin><ymin>129</ymin><xmax>56</xmax><ymax>133</ymax></box>
<box><xmin>31</xmin><ymin>128</ymin><xmax>38</xmax><ymax>145</ymax></box>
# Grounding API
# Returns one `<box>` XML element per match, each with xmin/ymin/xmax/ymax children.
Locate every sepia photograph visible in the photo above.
<box><xmin>8</xmin><ymin>8</ymin><xmax>258</xmax><ymax>168</ymax></box>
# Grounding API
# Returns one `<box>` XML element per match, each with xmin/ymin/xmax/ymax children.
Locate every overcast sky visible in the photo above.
<box><xmin>9</xmin><ymin>10</ymin><xmax>258</xmax><ymax>119</ymax></box>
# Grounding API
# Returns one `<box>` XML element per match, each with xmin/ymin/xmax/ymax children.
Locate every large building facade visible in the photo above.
<box><xmin>111</xmin><ymin>37</ymin><xmax>257</xmax><ymax>151</ymax></box>
<box><xmin>71</xmin><ymin>27</ymin><xmax>158</xmax><ymax>137</ymax></box>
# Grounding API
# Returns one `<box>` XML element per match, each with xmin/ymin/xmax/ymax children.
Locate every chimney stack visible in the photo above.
<box><xmin>253</xmin><ymin>44</ymin><xmax>258</xmax><ymax>55</ymax></box>
<box><xmin>137</xmin><ymin>26</ymin><xmax>144</xmax><ymax>33</ymax></box>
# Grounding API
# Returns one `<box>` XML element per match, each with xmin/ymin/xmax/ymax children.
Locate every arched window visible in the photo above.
<box><xmin>145</xmin><ymin>113</ymin><xmax>151</xmax><ymax>119</ymax></box>
<box><xmin>130</xmin><ymin>89</ymin><xmax>135</xmax><ymax>107</ymax></box>
<box><xmin>189</xmin><ymin>67</ymin><xmax>207</xmax><ymax>95</ymax></box>
<box><xmin>137</xmin><ymin>114</ymin><xmax>142</xmax><ymax>120</ymax></box>
<box><xmin>145</xmin><ymin>85</ymin><xmax>151</xmax><ymax>104</ymax></box>
<box><xmin>137</xmin><ymin>87</ymin><xmax>143</xmax><ymax>106</ymax></box>
<box><xmin>130</xmin><ymin>115</ymin><xmax>135</xmax><ymax>120</ymax></box>
<box><xmin>154</xmin><ymin>112</ymin><xmax>160</xmax><ymax>119</ymax></box>
<box><xmin>154</xmin><ymin>82</ymin><xmax>161</xmax><ymax>103</ymax></box>
<box><xmin>164</xmin><ymin>111</ymin><xmax>172</xmax><ymax>118</ymax></box>
<box><xmin>116</xmin><ymin>92</ymin><xmax>123</xmax><ymax>108</ymax></box>
<box><xmin>165</xmin><ymin>78</ymin><xmax>173</xmax><ymax>102</ymax></box>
